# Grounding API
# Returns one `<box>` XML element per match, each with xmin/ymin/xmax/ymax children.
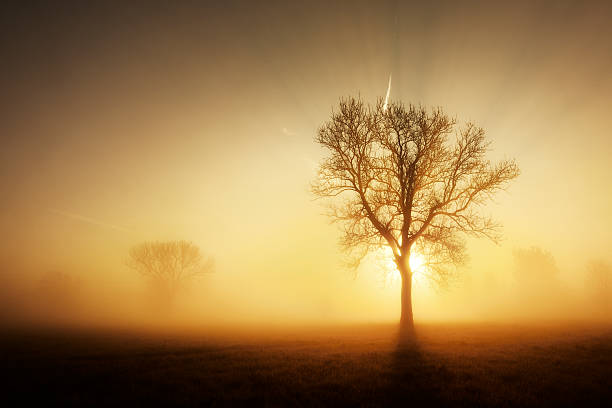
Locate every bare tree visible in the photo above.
<box><xmin>312</xmin><ymin>97</ymin><xmax>519</xmax><ymax>334</ymax></box>
<box><xmin>512</xmin><ymin>246</ymin><xmax>566</xmax><ymax>315</ymax></box>
<box><xmin>513</xmin><ymin>246</ymin><xmax>559</xmax><ymax>287</ymax></box>
<box><xmin>127</xmin><ymin>241</ymin><xmax>213</xmax><ymax>308</ymax></box>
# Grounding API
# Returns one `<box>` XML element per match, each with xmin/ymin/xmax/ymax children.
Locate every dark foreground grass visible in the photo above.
<box><xmin>1</xmin><ymin>322</ymin><xmax>611</xmax><ymax>407</ymax></box>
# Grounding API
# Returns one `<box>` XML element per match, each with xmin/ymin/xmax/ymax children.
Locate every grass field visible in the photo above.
<box><xmin>2</xmin><ymin>322</ymin><xmax>611</xmax><ymax>406</ymax></box>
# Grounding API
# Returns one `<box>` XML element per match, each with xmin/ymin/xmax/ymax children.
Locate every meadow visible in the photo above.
<box><xmin>2</xmin><ymin>322</ymin><xmax>611</xmax><ymax>406</ymax></box>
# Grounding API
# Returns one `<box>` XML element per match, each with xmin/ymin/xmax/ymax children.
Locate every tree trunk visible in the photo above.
<box><xmin>398</xmin><ymin>261</ymin><xmax>414</xmax><ymax>339</ymax></box>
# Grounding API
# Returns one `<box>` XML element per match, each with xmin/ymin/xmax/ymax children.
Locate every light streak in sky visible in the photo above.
<box><xmin>383</xmin><ymin>74</ymin><xmax>392</xmax><ymax>112</ymax></box>
<box><xmin>49</xmin><ymin>208</ymin><xmax>132</xmax><ymax>233</ymax></box>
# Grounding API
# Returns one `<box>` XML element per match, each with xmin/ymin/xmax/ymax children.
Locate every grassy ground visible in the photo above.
<box><xmin>1</xmin><ymin>322</ymin><xmax>611</xmax><ymax>406</ymax></box>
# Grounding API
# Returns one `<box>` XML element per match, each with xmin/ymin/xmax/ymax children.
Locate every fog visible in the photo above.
<box><xmin>2</xmin><ymin>240</ymin><xmax>610</xmax><ymax>331</ymax></box>
<box><xmin>1</xmin><ymin>0</ymin><xmax>611</xmax><ymax>332</ymax></box>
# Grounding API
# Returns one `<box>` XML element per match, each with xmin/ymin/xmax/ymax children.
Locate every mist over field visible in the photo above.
<box><xmin>1</xmin><ymin>244</ymin><xmax>610</xmax><ymax>330</ymax></box>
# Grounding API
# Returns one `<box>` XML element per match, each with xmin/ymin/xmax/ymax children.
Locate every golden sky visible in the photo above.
<box><xmin>1</xmin><ymin>1</ymin><xmax>611</xmax><ymax>324</ymax></box>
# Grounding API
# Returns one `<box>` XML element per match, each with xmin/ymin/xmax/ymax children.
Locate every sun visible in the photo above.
<box><xmin>379</xmin><ymin>247</ymin><xmax>427</xmax><ymax>281</ymax></box>
<box><xmin>409</xmin><ymin>251</ymin><xmax>426</xmax><ymax>273</ymax></box>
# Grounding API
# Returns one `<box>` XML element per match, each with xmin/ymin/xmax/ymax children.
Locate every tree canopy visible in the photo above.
<box><xmin>127</xmin><ymin>240</ymin><xmax>213</xmax><ymax>294</ymax></box>
<box><xmin>314</xmin><ymin>97</ymin><xmax>519</xmax><ymax>276</ymax></box>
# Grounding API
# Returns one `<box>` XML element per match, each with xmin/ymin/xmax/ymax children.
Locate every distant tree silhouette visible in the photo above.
<box><xmin>585</xmin><ymin>260</ymin><xmax>612</xmax><ymax>317</ymax></box>
<box><xmin>127</xmin><ymin>241</ymin><xmax>213</xmax><ymax>309</ymax></box>
<box><xmin>512</xmin><ymin>246</ymin><xmax>563</xmax><ymax>310</ymax></box>
<box><xmin>513</xmin><ymin>246</ymin><xmax>559</xmax><ymax>286</ymax></box>
<box><xmin>312</xmin><ymin>97</ymin><xmax>519</xmax><ymax>335</ymax></box>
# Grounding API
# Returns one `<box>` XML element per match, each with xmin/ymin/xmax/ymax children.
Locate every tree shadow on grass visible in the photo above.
<box><xmin>382</xmin><ymin>334</ymin><xmax>454</xmax><ymax>406</ymax></box>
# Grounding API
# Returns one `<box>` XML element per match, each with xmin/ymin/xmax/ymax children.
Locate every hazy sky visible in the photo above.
<box><xmin>1</xmin><ymin>1</ymin><xmax>611</xmax><ymax>323</ymax></box>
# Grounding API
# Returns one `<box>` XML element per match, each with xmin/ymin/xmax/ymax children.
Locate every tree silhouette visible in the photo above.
<box><xmin>312</xmin><ymin>97</ymin><xmax>519</xmax><ymax>335</ymax></box>
<box><xmin>512</xmin><ymin>246</ymin><xmax>564</xmax><ymax>314</ymax></box>
<box><xmin>126</xmin><ymin>241</ymin><xmax>213</xmax><ymax>309</ymax></box>
<box><xmin>513</xmin><ymin>246</ymin><xmax>559</xmax><ymax>287</ymax></box>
